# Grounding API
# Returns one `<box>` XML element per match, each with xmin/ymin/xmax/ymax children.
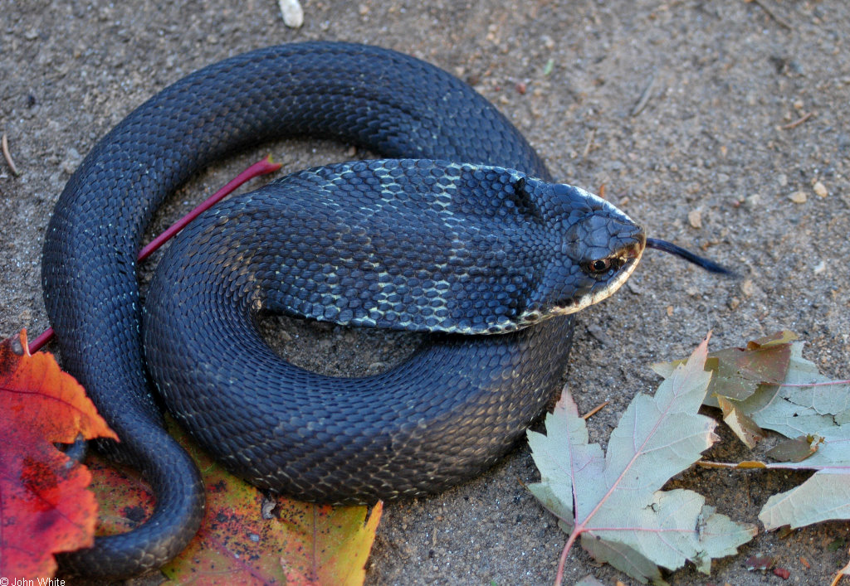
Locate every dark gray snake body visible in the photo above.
<box><xmin>42</xmin><ymin>42</ymin><xmax>642</xmax><ymax>577</ymax></box>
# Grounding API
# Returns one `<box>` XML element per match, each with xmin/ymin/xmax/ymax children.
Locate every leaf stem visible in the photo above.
<box><xmin>780</xmin><ymin>379</ymin><xmax>850</xmax><ymax>388</ymax></box>
<box><xmin>554</xmin><ymin>529</ymin><xmax>581</xmax><ymax>586</ymax></box>
<box><xmin>28</xmin><ymin>156</ymin><xmax>282</xmax><ymax>354</ymax></box>
<box><xmin>26</xmin><ymin>328</ymin><xmax>55</xmax><ymax>355</ymax></box>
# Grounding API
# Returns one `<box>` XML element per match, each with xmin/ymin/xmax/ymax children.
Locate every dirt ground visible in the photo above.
<box><xmin>2</xmin><ymin>0</ymin><xmax>849</xmax><ymax>584</ymax></box>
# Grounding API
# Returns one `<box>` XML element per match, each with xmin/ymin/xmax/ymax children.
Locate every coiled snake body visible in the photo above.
<box><xmin>42</xmin><ymin>42</ymin><xmax>644</xmax><ymax>577</ymax></box>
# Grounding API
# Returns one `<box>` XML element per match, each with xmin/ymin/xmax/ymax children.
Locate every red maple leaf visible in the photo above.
<box><xmin>0</xmin><ymin>330</ymin><xmax>117</xmax><ymax>579</ymax></box>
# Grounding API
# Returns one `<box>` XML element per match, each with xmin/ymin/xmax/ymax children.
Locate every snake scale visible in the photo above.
<box><xmin>43</xmin><ymin>42</ymin><xmax>648</xmax><ymax>577</ymax></box>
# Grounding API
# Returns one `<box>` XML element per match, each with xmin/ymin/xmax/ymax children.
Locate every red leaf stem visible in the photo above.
<box><xmin>28</xmin><ymin>156</ymin><xmax>282</xmax><ymax>354</ymax></box>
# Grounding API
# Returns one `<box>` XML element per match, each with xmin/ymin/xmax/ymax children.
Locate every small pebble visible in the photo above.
<box><xmin>626</xmin><ymin>280</ymin><xmax>643</xmax><ymax>295</ymax></box>
<box><xmin>586</xmin><ymin>323</ymin><xmax>614</xmax><ymax>346</ymax></box>
<box><xmin>789</xmin><ymin>191</ymin><xmax>807</xmax><ymax>204</ymax></box>
<box><xmin>261</xmin><ymin>498</ymin><xmax>277</xmax><ymax>519</ymax></box>
<box><xmin>61</xmin><ymin>148</ymin><xmax>82</xmax><ymax>174</ymax></box>
<box><xmin>688</xmin><ymin>209</ymin><xmax>702</xmax><ymax>229</ymax></box>
<box><xmin>741</xmin><ymin>279</ymin><xmax>755</xmax><ymax>297</ymax></box>
<box><xmin>744</xmin><ymin>194</ymin><xmax>761</xmax><ymax>209</ymax></box>
<box><xmin>279</xmin><ymin>0</ymin><xmax>304</xmax><ymax>28</ymax></box>
<box><xmin>813</xmin><ymin>181</ymin><xmax>827</xmax><ymax>198</ymax></box>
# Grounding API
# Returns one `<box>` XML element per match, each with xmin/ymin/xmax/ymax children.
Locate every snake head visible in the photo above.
<box><xmin>520</xmin><ymin>183</ymin><xmax>646</xmax><ymax>323</ymax></box>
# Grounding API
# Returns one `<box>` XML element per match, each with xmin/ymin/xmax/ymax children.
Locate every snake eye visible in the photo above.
<box><xmin>584</xmin><ymin>258</ymin><xmax>613</xmax><ymax>274</ymax></box>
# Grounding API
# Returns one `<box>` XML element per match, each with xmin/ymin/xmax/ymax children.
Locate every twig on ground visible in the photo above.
<box><xmin>582</xmin><ymin>401</ymin><xmax>609</xmax><ymax>420</ymax></box>
<box><xmin>581</xmin><ymin>129</ymin><xmax>595</xmax><ymax>161</ymax></box>
<box><xmin>780</xmin><ymin>111</ymin><xmax>813</xmax><ymax>130</ymax></box>
<box><xmin>2</xmin><ymin>132</ymin><xmax>20</xmax><ymax>176</ymax></box>
<box><xmin>631</xmin><ymin>72</ymin><xmax>656</xmax><ymax>117</ymax></box>
<box><xmin>749</xmin><ymin>0</ymin><xmax>793</xmax><ymax>30</ymax></box>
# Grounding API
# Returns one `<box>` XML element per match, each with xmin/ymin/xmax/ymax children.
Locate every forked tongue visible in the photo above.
<box><xmin>645</xmin><ymin>238</ymin><xmax>735</xmax><ymax>276</ymax></box>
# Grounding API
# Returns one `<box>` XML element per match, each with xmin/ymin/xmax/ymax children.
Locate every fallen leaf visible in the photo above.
<box><xmin>678</xmin><ymin>335</ymin><xmax>850</xmax><ymax>533</ymax></box>
<box><xmin>717</xmin><ymin>395</ymin><xmax>766</xmax><ymax>448</ymax></box>
<box><xmin>765</xmin><ymin>435</ymin><xmax>821</xmax><ymax>463</ymax></box>
<box><xmin>652</xmin><ymin>331</ymin><xmax>796</xmax><ymax>406</ymax></box>
<box><xmin>758</xmin><ymin>424</ymin><xmax>850</xmax><ymax>530</ymax></box>
<box><xmin>529</xmin><ymin>335</ymin><xmax>756</xmax><ymax>584</ymax></box>
<box><xmin>737</xmin><ymin>343</ymin><xmax>850</xmax><ymax>438</ymax></box>
<box><xmin>87</xmin><ymin>417</ymin><xmax>382</xmax><ymax>585</ymax></box>
<box><xmin>275</xmin><ymin>499</ymin><xmax>382</xmax><ymax>586</ymax></box>
<box><xmin>0</xmin><ymin>330</ymin><xmax>117</xmax><ymax>579</ymax></box>
<box><xmin>85</xmin><ymin>455</ymin><xmax>156</xmax><ymax>537</ymax></box>
<box><xmin>582</xmin><ymin>537</ymin><xmax>664</xmax><ymax>585</ymax></box>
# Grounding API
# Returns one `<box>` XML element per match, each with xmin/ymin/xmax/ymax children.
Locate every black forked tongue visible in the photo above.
<box><xmin>646</xmin><ymin>238</ymin><xmax>736</xmax><ymax>276</ymax></box>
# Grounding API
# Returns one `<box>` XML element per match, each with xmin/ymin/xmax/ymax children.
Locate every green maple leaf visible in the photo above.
<box><xmin>528</xmin><ymin>336</ymin><xmax>756</xmax><ymax>585</ymax></box>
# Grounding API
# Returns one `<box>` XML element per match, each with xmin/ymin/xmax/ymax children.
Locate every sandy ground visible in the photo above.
<box><xmin>2</xmin><ymin>0</ymin><xmax>849</xmax><ymax>584</ymax></box>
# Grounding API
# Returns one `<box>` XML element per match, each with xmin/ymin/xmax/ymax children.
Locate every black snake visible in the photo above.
<box><xmin>42</xmin><ymin>42</ymin><xmax>715</xmax><ymax>578</ymax></box>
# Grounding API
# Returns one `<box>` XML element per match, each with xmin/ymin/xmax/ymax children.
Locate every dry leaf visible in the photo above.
<box><xmin>0</xmin><ymin>330</ymin><xmax>117</xmax><ymax>579</ymax></box>
<box><xmin>529</xmin><ymin>336</ymin><xmax>756</xmax><ymax>584</ymax></box>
